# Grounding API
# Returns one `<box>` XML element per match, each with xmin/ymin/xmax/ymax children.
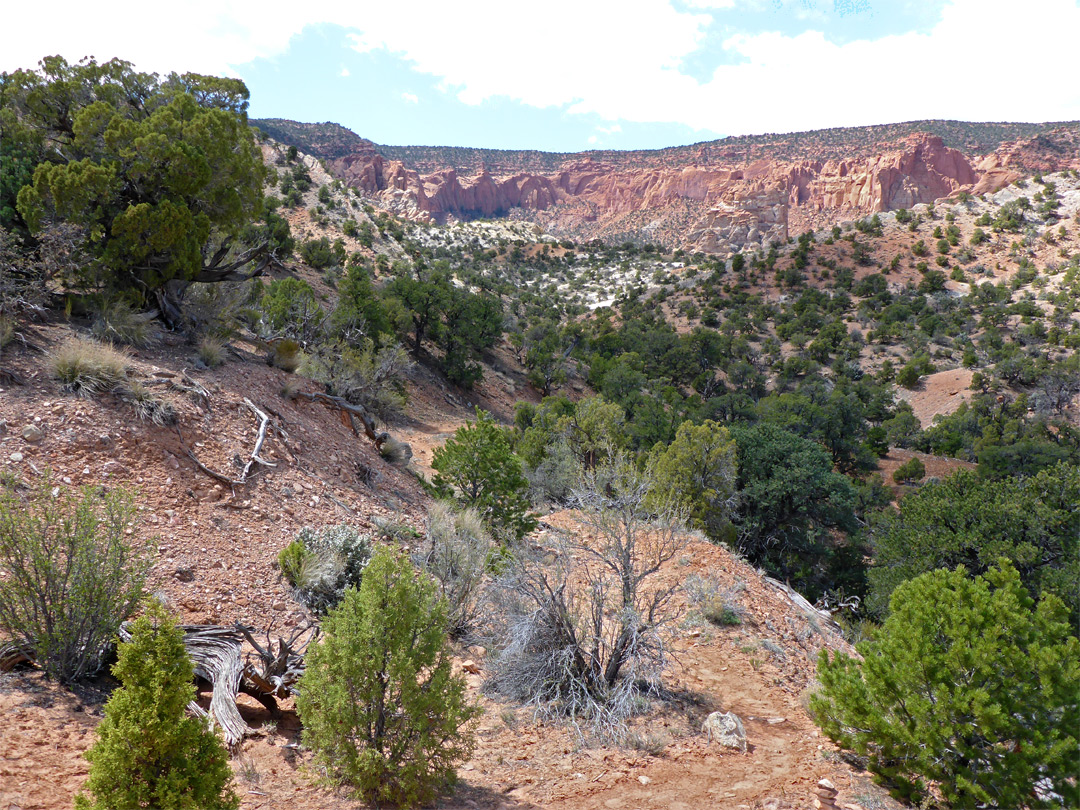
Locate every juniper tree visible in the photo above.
<box><xmin>296</xmin><ymin>547</ymin><xmax>479</xmax><ymax>807</ymax></box>
<box><xmin>75</xmin><ymin>602</ymin><xmax>238</xmax><ymax>810</ymax></box>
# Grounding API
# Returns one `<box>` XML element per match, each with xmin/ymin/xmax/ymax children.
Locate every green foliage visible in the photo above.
<box><xmin>277</xmin><ymin>539</ymin><xmax>313</xmax><ymax>588</ymax></box>
<box><xmin>259</xmin><ymin>277</ymin><xmax>323</xmax><ymax>341</ymax></box>
<box><xmin>648</xmin><ymin>419</ymin><xmax>737</xmax><ymax>541</ymax></box>
<box><xmin>812</xmin><ymin>563</ymin><xmax>1079</xmax><ymax>809</ymax></box>
<box><xmin>868</xmin><ymin>463</ymin><xmax>1079</xmax><ymax>619</ymax></box>
<box><xmin>296</xmin><ymin>547</ymin><xmax>479</xmax><ymax>808</ymax></box>
<box><xmin>728</xmin><ymin>423</ymin><xmax>860</xmax><ymax>600</ymax></box>
<box><xmin>298</xmin><ymin>236</ymin><xmax>346</xmax><ymax>270</ymax></box>
<box><xmin>75</xmin><ymin>602</ymin><xmax>238</xmax><ymax>810</ymax></box>
<box><xmin>0</xmin><ymin>477</ymin><xmax>149</xmax><ymax>682</ymax></box>
<box><xmin>11</xmin><ymin>57</ymin><xmax>264</xmax><ymax>305</ymax></box>
<box><xmin>331</xmin><ymin>261</ymin><xmax>392</xmax><ymax>341</ymax></box>
<box><xmin>891</xmin><ymin>455</ymin><xmax>925</xmax><ymax>483</ymax></box>
<box><xmin>432</xmin><ymin>410</ymin><xmax>537</xmax><ymax>543</ymax></box>
<box><xmin>286</xmin><ymin>524</ymin><xmax>373</xmax><ymax>615</ymax></box>
<box><xmin>303</xmin><ymin>339</ymin><xmax>411</xmax><ymax>420</ymax></box>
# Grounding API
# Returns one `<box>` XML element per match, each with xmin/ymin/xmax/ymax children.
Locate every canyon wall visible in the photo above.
<box><xmin>317</xmin><ymin>128</ymin><xmax>1078</xmax><ymax>254</ymax></box>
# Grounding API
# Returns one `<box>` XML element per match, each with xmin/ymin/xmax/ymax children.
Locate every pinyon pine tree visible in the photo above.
<box><xmin>296</xmin><ymin>546</ymin><xmax>480</xmax><ymax>808</ymax></box>
<box><xmin>811</xmin><ymin>562</ymin><xmax>1079</xmax><ymax>809</ymax></box>
<box><xmin>75</xmin><ymin>602</ymin><xmax>238</xmax><ymax>810</ymax></box>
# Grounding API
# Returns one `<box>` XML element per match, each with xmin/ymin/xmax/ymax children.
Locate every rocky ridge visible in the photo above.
<box><xmin>257</xmin><ymin>119</ymin><xmax>1080</xmax><ymax>254</ymax></box>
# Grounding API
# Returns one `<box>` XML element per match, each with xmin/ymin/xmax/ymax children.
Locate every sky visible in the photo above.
<box><xmin>3</xmin><ymin>0</ymin><xmax>1079</xmax><ymax>152</ymax></box>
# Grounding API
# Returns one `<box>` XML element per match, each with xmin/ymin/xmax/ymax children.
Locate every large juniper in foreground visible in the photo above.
<box><xmin>811</xmin><ymin>562</ymin><xmax>1079</xmax><ymax>809</ymax></box>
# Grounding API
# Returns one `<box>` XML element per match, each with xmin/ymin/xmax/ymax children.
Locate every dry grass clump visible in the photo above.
<box><xmin>51</xmin><ymin>336</ymin><xmax>131</xmax><ymax>396</ymax></box>
<box><xmin>90</xmin><ymin>300</ymin><xmax>160</xmax><ymax>347</ymax></box>
<box><xmin>684</xmin><ymin>574</ymin><xmax>747</xmax><ymax>627</ymax></box>
<box><xmin>269</xmin><ymin>338</ymin><xmax>303</xmax><ymax>372</ymax></box>
<box><xmin>0</xmin><ymin>314</ymin><xmax>14</xmax><ymax>348</ymax></box>
<box><xmin>197</xmin><ymin>336</ymin><xmax>227</xmax><ymax>368</ymax></box>
<box><xmin>379</xmin><ymin>436</ymin><xmax>413</xmax><ymax>467</ymax></box>
<box><xmin>118</xmin><ymin>380</ymin><xmax>177</xmax><ymax>425</ymax></box>
<box><xmin>51</xmin><ymin>334</ymin><xmax>175</xmax><ymax>424</ymax></box>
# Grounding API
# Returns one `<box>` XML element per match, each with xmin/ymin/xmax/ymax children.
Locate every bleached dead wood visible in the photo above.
<box><xmin>177</xmin><ymin>399</ymin><xmax>277</xmax><ymax>491</ymax></box>
<box><xmin>119</xmin><ymin>623</ymin><xmax>255</xmax><ymax>748</ymax></box>
<box><xmin>763</xmin><ymin>576</ymin><xmax>843</xmax><ymax>636</ymax></box>
<box><xmin>0</xmin><ymin>641</ymin><xmax>34</xmax><ymax>671</ymax></box>
<box><xmin>239</xmin><ymin>398</ymin><xmax>276</xmax><ymax>480</ymax></box>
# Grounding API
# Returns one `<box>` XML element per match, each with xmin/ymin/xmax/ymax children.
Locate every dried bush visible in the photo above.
<box><xmin>415</xmin><ymin>503</ymin><xmax>492</xmax><ymax>639</ymax></box>
<box><xmin>684</xmin><ymin>574</ymin><xmax>747</xmax><ymax>627</ymax></box>
<box><xmin>268</xmin><ymin>338</ymin><xmax>303</xmax><ymax>372</ymax></box>
<box><xmin>0</xmin><ymin>478</ymin><xmax>150</xmax><ymax>682</ymax></box>
<box><xmin>379</xmin><ymin>436</ymin><xmax>413</xmax><ymax>467</ymax></box>
<box><xmin>304</xmin><ymin>339</ymin><xmax>412</xmax><ymax>421</ymax></box>
<box><xmin>525</xmin><ymin>438</ymin><xmax>580</xmax><ymax>505</ymax></box>
<box><xmin>287</xmin><ymin>524</ymin><xmax>373</xmax><ymax>614</ymax></box>
<box><xmin>50</xmin><ymin>336</ymin><xmax>131</xmax><ymax>396</ymax></box>
<box><xmin>197</xmin><ymin>336</ymin><xmax>227</xmax><ymax>368</ymax></box>
<box><xmin>118</xmin><ymin>381</ymin><xmax>177</xmax><ymax>426</ymax></box>
<box><xmin>0</xmin><ymin>314</ymin><xmax>14</xmax><ymax>348</ymax></box>
<box><xmin>183</xmin><ymin>279</ymin><xmax>262</xmax><ymax>339</ymax></box>
<box><xmin>90</xmin><ymin>300</ymin><xmax>160</xmax><ymax>347</ymax></box>
<box><xmin>485</xmin><ymin>453</ymin><xmax>687</xmax><ymax>740</ymax></box>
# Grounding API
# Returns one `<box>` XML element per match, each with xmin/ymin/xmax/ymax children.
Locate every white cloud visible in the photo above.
<box><xmin>3</xmin><ymin>0</ymin><xmax>1078</xmax><ymax>137</ymax></box>
<box><xmin>401</xmin><ymin>92</ymin><xmax>419</xmax><ymax>104</ymax></box>
<box><xmin>339</xmin><ymin>66</ymin><xmax>350</xmax><ymax>77</ymax></box>
<box><xmin>587</xmin><ymin>135</ymin><xmax>600</xmax><ymax>144</ymax></box>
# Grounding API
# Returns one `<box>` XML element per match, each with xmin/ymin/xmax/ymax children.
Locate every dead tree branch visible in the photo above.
<box><xmin>292</xmin><ymin>391</ymin><xmax>389</xmax><ymax>448</ymax></box>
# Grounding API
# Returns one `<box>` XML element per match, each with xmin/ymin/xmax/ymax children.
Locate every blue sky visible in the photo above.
<box><xmin>4</xmin><ymin>0</ymin><xmax>1079</xmax><ymax>152</ymax></box>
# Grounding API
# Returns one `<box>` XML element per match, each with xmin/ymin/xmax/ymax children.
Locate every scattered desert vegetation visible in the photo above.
<box><xmin>0</xmin><ymin>51</ymin><xmax>1077</xmax><ymax>810</ymax></box>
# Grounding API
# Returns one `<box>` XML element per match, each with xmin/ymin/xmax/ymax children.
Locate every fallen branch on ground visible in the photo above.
<box><xmin>292</xmin><ymin>391</ymin><xmax>389</xmax><ymax>448</ymax></box>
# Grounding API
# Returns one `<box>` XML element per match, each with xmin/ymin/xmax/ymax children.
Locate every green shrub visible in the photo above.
<box><xmin>432</xmin><ymin>409</ymin><xmax>537</xmax><ymax>544</ymax></box>
<box><xmin>891</xmin><ymin>456</ymin><xmax>925</xmax><ymax>483</ymax></box>
<box><xmin>75</xmin><ymin>602</ymin><xmax>238</xmax><ymax>810</ymax></box>
<box><xmin>868</xmin><ymin>464</ymin><xmax>1079</xmax><ymax>620</ymax></box>
<box><xmin>277</xmin><ymin>540</ymin><xmax>314</xmax><ymax>588</ymax></box>
<box><xmin>302</xmin><ymin>339</ymin><xmax>411</xmax><ymax>420</ymax></box>
<box><xmin>288</xmin><ymin>524</ymin><xmax>372</xmax><ymax>614</ymax></box>
<box><xmin>296</xmin><ymin>547</ymin><xmax>479</xmax><ymax>807</ymax></box>
<box><xmin>812</xmin><ymin>563</ymin><xmax>1079</xmax><ymax>809</ymax></box>
<box><xmin>896</xmin><ymin>362</ymin><xmax>920</xmax><ymax>389</ymax></box>
<box><xmin>0</xmin><ymin>478</ymin><xmax>150</xmax><ymax>682</ymax></box>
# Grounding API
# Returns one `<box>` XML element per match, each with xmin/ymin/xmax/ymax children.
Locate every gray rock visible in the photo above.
<box><xmin>701</xmin><ymin>711</ymin><xmax>747</xmax><ymax>753</ymax></box>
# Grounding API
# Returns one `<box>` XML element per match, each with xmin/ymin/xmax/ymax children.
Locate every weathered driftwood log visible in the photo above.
<box><xmin>4</xmin><ymin>622</ymin><xmax>313</xmax><ymax>749</ymax></box>
<box><xmin>0</xmin><ymin>641</ymin><xmax>35</xmax><ymax>671</ymax></box>
<box><xmin>763</xmin><ymin>576</ymin><xmax>843</xmax><ymax>636</ymax></box>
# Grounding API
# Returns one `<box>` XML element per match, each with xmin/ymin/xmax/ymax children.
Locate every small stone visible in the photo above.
<box><xmin>766</xmin><ymin>717</ymin><xmax>786</xmax><ymax>725</ymax></box>
<box><xmin>9</xmin><ymin>452</ymin><xmax>24</xmax><ymax>462</ymax></box>
<box><xmin>102</xmin><ymin>460</ymin><xmax>128</xmax><ymax>476</ymax></box>
<box><xmin>175</xmin><ymin>568</ymin><xmax>195</xmax><ymax>583</ymax></box>
<box><xmin>22</xmin><ymin>424</ymin><xmax>43</xmax><ymax>442</ymax></box>
<box><xmin>272</xmin><ymin>601</ymin><xmax>287</xmax><ymax>611</ymax></box>
<box><xmin>637</xmin><ymin>775</ymin><xmax>651</xmax><ymax>785</ymax></box>
<box><xmin>461</xmin><ymin>660</ymin><xmax>481</xmax><ymax>675</ymax></box>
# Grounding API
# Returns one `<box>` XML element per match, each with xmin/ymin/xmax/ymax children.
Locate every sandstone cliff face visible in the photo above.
<box><xmin>322</xmin><ymin>131</ymin><xmax>1073</xmax><ymax>254</ymax></box>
